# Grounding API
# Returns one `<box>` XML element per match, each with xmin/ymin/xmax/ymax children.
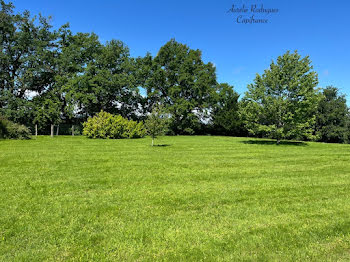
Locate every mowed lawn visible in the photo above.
<box><xmin>0</xmin><ymin>136</ymin><xmax>350</xmax><ymax>261</ymax></box>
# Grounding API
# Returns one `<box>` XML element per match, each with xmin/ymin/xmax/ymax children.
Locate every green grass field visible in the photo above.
<box><xmin>1</xmin><ymin>136</ymin><xmax>350</xmax><ymax>261</ymax></box>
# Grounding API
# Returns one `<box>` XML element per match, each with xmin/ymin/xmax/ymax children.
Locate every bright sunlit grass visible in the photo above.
<box><xmin>1</xmin><ymin>136</ymin><xmax>350</xmax><ymax>261</ymax></box>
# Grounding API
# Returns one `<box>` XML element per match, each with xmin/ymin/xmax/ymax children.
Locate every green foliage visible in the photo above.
<box><xmin>32</xmin><ymin>91</ymin><xmax>62</xmax><ymax>130</ymax></box>
<box><xmin>69</xmin><ymin>125</ymin><xmax>83</xmax><ymax>136</ymax></box>
<box><xmin>242</xmin><ymin>51</ymin><xmax>319</xmax><ymax>143</ymax></box>
<box><xmin>316</xmin><ymin>86</ymin><xmax>349</xmax><ymax>143</ymax></box>
<box><xmin>62</xmin><ymin>38</ymin><xmax>143</xmax><ymax>121</ymax></box>
<box><xmin>83</xmin><ymin>111</ymin><xmax>145</xmax><ymax>139</ymax></box>
<box><xmin>0</xmin><ymin>117</ymin><xmax>6</xmax><ymax>138</ymax></box>
<box><xmin>1</xmin><ymin>1</ymin><xmax>349</xmax><ymax>142</ymax></box>
<box><xmin>145</xmin><ymin>39</ymin><xmax>217</xmax><ymax>135</ymax></box>
<box><xmin>126</xmin><ymin>120</ymin><xmax>147</xmax><ymax>139</ymax></box>
<box><xmin>211</xmin><ymin>83</ymin><xmax>244</xmax><ymax>136</ymax></box>
<box><xmin>0</xmin><ymin>115</ymin><xmax>31</xmax><ymax>139</ymax></box>
<box><xmin>55</xmin><ymin>28</ymin><xmax>103</xmax><ymax>121</ymax></box>
<box><xmin>0</xmin><ymin>1</ymin><xmax>55</xmax><ymax>125</ymax></box>
<box><xmin>0</xmin><ymin>91</ymin><xmax>32</xmax><ymax>126</ymax></box>
<box><xmin>144</xmin><ymin>105</ymin><xmax>170</xmax><ymax>145</ymax></box>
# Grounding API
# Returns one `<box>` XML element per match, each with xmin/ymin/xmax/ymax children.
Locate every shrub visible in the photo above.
<box><xmin>83</xmin><ymin>111</ymin><xmax>146</xmax><ymax>139</ymax></box>
<box><xmin>0</xmin><ymin>116</ymin><xmax>31</xmax><ymax>139</ymax></box>
<box><xmin>126</xmin><ymin>120</ymin><xmax>146</xmax><ymax>138</ymax></box>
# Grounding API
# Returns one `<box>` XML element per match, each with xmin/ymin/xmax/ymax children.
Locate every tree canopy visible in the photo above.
<box><xmin>242</xmin><ymin>51</ymin><xmax>319</xmax><ymax>143</ymax></box>
<box><xmin>316</xmin><ymin>86</ymin><xmax>349</xmax><ymax>143</ymax></box>
<box><xmin>144</xmin><ymin>39</ymin><xmax>217</xmax><ymax>135</ymax></box>
<box><xmin>1</xmin><ymin>1</ymin><xmax>349</xmax><ymax>143</ymax></box>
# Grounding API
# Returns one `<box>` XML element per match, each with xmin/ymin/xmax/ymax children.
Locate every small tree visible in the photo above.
<box><xmin>144</xmin><ymin>105</ymin><xmax>169</xmax><ymax>146</ymax></box>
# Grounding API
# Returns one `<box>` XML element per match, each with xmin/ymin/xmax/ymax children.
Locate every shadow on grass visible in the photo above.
<box><xmin>241</xmin><ymin>140</ymin><xmax>308</xmax><ymax>146</ymax></box>
<box><xmin>152</xmin><ymin>144</ymin><xmax>171</xmax><ymax>147</ymax></box>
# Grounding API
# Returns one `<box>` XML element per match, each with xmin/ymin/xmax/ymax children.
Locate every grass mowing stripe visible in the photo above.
<box><xmin>0</xmin><ymin>136</ymin><xmax>349</xmax><ymax>261</ymax></box>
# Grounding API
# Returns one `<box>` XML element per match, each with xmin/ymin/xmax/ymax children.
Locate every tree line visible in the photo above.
<box><xmin>1</xmin><ymin>1</ymin><xmax>349</xmax><ymax>143</ymax></box>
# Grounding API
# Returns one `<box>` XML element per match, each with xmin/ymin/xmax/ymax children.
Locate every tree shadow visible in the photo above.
<box><xmin>153</xmin><ymin>144</ymin><xmax>171</xmax><ymax>147</ymax></box>
<box><xmin>241</xmin><ymin>140</ymin><xmax>308</xmax><ymax>146</ymax></box>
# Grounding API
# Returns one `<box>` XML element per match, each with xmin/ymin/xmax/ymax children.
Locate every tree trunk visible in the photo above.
<box><xmin>72</xmin><ymin>125</ymin><xmax>74</xmax><ymax>136</ymax></box>
<box><xmin>56</xmin><ymin>124</ymin><xmax>59</xmax><ymax>136</ymax></box>
<box><xmin>277</xmin><ymin>139</ymin><xmax>281</xmax><ymax>145</ymax></box>
<box><xmin>35</xmin><ymin>124</ymin><xmax>38</xmax><ymax>137</ymax></box>
<box><xmin>51</xmin><ymin>124</ymin><xmax>54</xmax><ymax>137</ymax></box>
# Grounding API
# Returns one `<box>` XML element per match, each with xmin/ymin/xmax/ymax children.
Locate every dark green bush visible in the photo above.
<box><xmin>83</xmin><ymin>111</ymin><xmax>146</xmax><ymax>139</ymax></box>
<box><xmin>0</xmin><ymin>116</ymin><xmax>31</xmax><ymax>139</ymax></box>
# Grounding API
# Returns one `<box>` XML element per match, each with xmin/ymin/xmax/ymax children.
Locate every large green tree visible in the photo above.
<box><xmin>316</xmin><ymin>86</ymin><xmax>349</xmax><ymax>143</ymax></box>
<box><xmin>64</xmin><ymin>39</ymin><xmax>143</xmax><ymax>121</ymax></box>
<box><xmin>0</xmin><ymin>1</ymin><xmax>55</xmax><ymax>125</ymax></box>
<box><xmin>211</xmin><ymin>83</ymin><xmax>243</xmax><ymax>136</ymax></box>
<box><xmin>54</xmin><ymin>26</ymin><xmax>102</xmax><ymax>123</ymax></box>
<box><xmin>145</xmin><ymin>39</ymin><xmax>217</xmax><ymax>135</ymax></box>
<box><xmin>242</xmin><ymin>51</ymin><xmax>319</xmax><ymax>144</ymax></box>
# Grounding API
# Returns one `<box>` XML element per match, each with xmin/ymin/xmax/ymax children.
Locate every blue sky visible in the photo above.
<box><xmin>14</xmin><ymin>0</ymin><xmax>350</xmax><ymax>100</ymax></box>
